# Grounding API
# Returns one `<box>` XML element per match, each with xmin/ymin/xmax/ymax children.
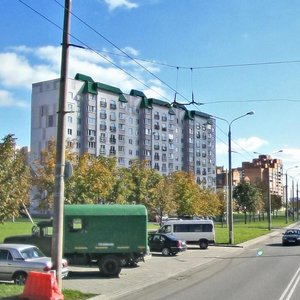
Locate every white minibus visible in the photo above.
<box><xmin>158</xmin><ymin>219</ymin><xmax>215</xmax><ymax>249</ymax></box>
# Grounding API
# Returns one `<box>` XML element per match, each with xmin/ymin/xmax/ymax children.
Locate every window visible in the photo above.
<box><xmin>100</xmin><ymin>133</ymin><xmax>106</xmax><ymax>142</ymax></box>
<box><xmin>88</xmin><ymin>141</ymin><xmax>96</xmax><ymax>148</ymax></box>
<box><xmin>88</xmin><ymin>117</ymin><xmax>95</xmax><ymax>125</ymax></box>
<box><xmin>100</xmin><ymin>110</ymin><xmax>107</xmax><ymax>119</ymax></box>
<box><xmin>110</xmin><ymin>112</ymin><xmax>116</xmax><ymax>121</ymax></box>
<box><xmin>119</xmin><ymin>112</ymin><xmax>125</xmax><ymax>120</ymax></box>
<box><xmin>87</xmin><ymin>105</ymin><xmax>95</xmax><ymax>112</ymax></box>
<box><xmin>48</xmin><ymin>115</ymin><xmax>54</xmax><ymax>127</ymax></box>
<box><xmin>67</xmin><ymin>128</ymin><xmax>72</xmax><ymax>135</ymax></box>
<box><xmin>119</xmin><ymin>124</ymin><xmax>125</xmax><ymax>131</ymax></box>
<box><xmin>110</xmin><ymin>100</ymin><xmax>117</xmax><ymax>109</ymax></box>
<box><xmin>161</xmin><ymin>113</ymin><xmax>167</xmax><ymax>121</ymax></box>
<box><xmin>100</xmin><ymin>98</ymin><xmax>107</xmax><ymax>107</ymax></box>
<box><xmin>88</xmin><ymin>129</ymin><xmax>96</xmax><ymax>136</ymax></box>
<box><xmin>89</xmin><ymin>94</ymin><xmax>96</xmax><ymax>100</ymax></box>
<box><xmin>100</xmin><ymin>121</ymin><xmax>106</xmax><ymax>131</ymax></box>
<box><xmin>68</xmin><ymin>218</ymin><xmax>86</xmax><ymax>233</ymax></box>
<box><xmin>145</xmin><ymin>128</ymin><xmax>152</xmax><ymax>135</ymax></box>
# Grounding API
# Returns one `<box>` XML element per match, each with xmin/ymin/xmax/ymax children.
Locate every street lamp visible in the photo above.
<box><xmin>285</xmin><ymin>166</ymin><xmax>298</xmax><ymax>223</ymax></box>
<box><xmin>253</xmin><ymin>150</ymin><xmax>283</xmax><ymax>231</ymax></box>
<box><xmin>212</xmin><ymin>111</ymin><xmax>254</xmax><ymax>244</ymax></box>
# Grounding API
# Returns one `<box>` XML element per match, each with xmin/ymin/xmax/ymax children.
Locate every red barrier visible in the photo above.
<box><xmin>20</xmin><ymin>271</ymin><xmax>64</xmax><ymax>300</ymax></box>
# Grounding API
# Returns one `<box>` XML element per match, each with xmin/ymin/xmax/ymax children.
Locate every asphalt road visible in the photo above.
<box><xmin>62</xmin><ymin>225</ymin><xmax>300</xmax><ymax>300</ymax></box>
<box><xmin>120</xmin><ymin>230</ymin><xmax>300</xmax><ymax>300</ymax></box>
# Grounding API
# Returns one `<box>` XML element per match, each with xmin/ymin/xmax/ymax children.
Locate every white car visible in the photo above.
<box><xmin>0</xmin><ymin>244</ymin><xmax>68</xmax><ymax>284</ymax></box>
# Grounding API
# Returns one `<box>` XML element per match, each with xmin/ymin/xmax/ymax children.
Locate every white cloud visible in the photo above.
<box><xmin>104</xmin><ymin>0</ymin><xmax>138</xmax><ymax>11</ymax></box>
<box><xmin>0</xmin><ymin>90</ymin><xmax>29</xmax><ymax>108</ymax></box>
<box><xmin>0</xmin><ymin>44</ymin><xmax>168</xmax><ymax>104</ymax></box>
<box><xmin>0</xmin><ymin>51</ymin><xmax>59</xmax><ymax>89</ymax></box>
<box><xmin>217</xmin><ymin>136</ymin><xmax>268</xmax><ymax>155</ymax></box>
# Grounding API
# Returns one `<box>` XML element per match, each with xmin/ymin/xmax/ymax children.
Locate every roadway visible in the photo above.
<box><xmin>62</xmin><ymin>225</ymin><xmax>300</xmax><ymax>300</ymax></box>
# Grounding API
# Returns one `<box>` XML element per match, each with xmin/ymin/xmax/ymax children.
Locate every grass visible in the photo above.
<box><xmin>0</xmin><ymin>214</ymin><xmax>294</xmax><ymax>299</ymax></box>
<box><xmin>0</xmin><ymin>284</ymin><xmax>95</xmax><ymax>300</ymax></box>
<box><xmin>215</xmin><ymin>213</ymin><xmax>294</xmax><ymax>244</ymax></box>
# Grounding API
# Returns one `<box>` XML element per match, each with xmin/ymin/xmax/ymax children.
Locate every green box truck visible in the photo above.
<box><xmin>4</xmin><ymin>204</ymin><xmax>148</xmax><ymax>277</ymax></box>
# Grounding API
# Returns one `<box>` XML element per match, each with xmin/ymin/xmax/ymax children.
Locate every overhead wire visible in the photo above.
<box><xmin>16</xmin><ymin>0</ymin><xmax>300</xmax><ymax>161</ymax></box>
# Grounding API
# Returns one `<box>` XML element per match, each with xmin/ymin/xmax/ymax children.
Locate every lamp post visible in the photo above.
<box><xmin>212</xmin><ymin>111</ymin><xmax>254</xmax><ymax>244</ymax></box>
<box><xmin>253</xmin><ymin>150</ymin><xmax>283</xmax><ymax>231</ymax></box>
<box><xmin>285</xmin><ymin>166</ymin><xmax>298</xmax><ymax>223</ymax></box>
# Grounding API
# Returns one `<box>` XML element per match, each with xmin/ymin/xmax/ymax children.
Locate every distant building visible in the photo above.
<box><xmin>242</xmin><ymin>155</ymin><xmax>283</xmax><ymax>197</ymax></box>
<box><xmin>31</xmin><ymin>73</ymin><xmax>216</xmax><ymax>190</ymax></box>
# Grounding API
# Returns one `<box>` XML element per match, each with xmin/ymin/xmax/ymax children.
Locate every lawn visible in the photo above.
<box><xmin>0</xmin><ymin>214</ymin><xmax>294</xmax><ymax>299</ymax></box>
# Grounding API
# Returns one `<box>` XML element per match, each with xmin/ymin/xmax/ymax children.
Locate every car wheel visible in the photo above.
<box><xmin>199</xmin><ymin>240</ymin><xmax>208</xmax><ymax>249</ymax></box>
<box><xmin>162</xmin><ymin>247</ymin><xmax>170</xmax><ymax>256</ymax></box>
<box><xmin>13</xmin><ymin>272</ymin><xmax>27</xmax><ymax>285</ymax></box>
<box><xmin>99</xmin><ymin>255</ymin><xmax>121</xmax><ymax>277</ymax></box>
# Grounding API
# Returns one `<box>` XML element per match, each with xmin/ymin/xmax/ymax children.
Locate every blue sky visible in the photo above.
<box><xmin>1</xmin><ymin>0</ymin><xmax>300</xmax><ymax>178</ymax></box>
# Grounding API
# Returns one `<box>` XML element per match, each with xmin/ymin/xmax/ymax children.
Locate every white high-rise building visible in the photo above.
<box><xmin>31</xmin><ymin>73</ymin><xmax>216</xmax><ymax>189</ymax></box>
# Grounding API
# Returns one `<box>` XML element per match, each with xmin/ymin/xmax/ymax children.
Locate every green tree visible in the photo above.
<box><xmin>271</xmin><ymin>194</ymin><xmax>283</xmax><ymax>215</ymax></box>
<box><xmin>233</xmin><ymin>181</ymin><xmax>262</xmax><ymax>223</ymax></box>
<box><xmin>147</xmin><ymin>175</ymin><xmax>178</xmax><ymax>224</ymax></box>
<box><xmin>169</xmin><ymin>171</ymin><xmax>200</xmax><ymax>216</ymax></box>
<box><xmin>65</xmin><ymin>154</ymin><xmax>116</xmax><ymax>204</ymax></box>
<box><xmin>0</xmin><ymin>134</ymin><xmax>30</xmax><ymax>221</ymax></box>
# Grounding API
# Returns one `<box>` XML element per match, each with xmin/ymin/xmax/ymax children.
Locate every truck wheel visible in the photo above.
<box><xmin>99</xmin><ymin>255</ymin><xmax>121</xmax><ymax>277</ymax></box>
<box><xmin>199</xmin><ymin>240</ymin><xmax>208</xmax><ymax>249</ymax></box>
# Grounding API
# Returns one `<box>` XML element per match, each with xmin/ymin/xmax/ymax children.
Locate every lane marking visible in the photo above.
<box><xmin>279</xmin><ymin>265</ymin><xmax>300</xmax><ymax>300</ymax></box>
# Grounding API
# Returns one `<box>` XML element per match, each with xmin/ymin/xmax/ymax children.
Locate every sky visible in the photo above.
<box><xmin>1</xmin><ymin>0</ymin><xmax>300</xmax><ymax>180</ymax></box>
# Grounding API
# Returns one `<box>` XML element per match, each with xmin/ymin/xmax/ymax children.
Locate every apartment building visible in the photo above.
<box><xmin>31</xmin><ymin>73</ymin><xmax>216</xmax><ymax>190</ymax></box>
<box><xmin>242</xmin><ymin>155</ymin><xmax>283</xmax><ymax>197</ymax></box>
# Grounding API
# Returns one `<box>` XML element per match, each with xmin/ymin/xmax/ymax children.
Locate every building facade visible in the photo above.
<box><xmin>31</xmin><ymin>73</ymin><xmax>216</xmax><ymax>190</ymax></box>
<box><xmin>242</xmin><ymin>155</ymin><xmax>283</xmax><ymax>197</ymax></box>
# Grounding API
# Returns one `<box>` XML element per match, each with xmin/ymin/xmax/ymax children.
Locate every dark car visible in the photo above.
<box><xmin>148</xmin><ymin>233</ymin><xmax>187</xmax><ymax>256</ymax></box>
<box><xmin>282</xmin><ymin>229</ymin><xmax>300</xmax><ymax>245</ymax></box>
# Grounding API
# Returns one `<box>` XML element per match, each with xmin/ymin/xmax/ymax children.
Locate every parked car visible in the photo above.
<box><xmin>0</xmin><ymin>244</ymin><xmax>69</xmax><ymax>285</ymax></box>
<box><xmin>282</xmin><ymin>229</ymin><xmax>300</xmax><ymax>245</ymax></box>
<box><xmin>148</xmin><ymin>233</ymin><xmax>187</xmax><ymax>256</ymax></box>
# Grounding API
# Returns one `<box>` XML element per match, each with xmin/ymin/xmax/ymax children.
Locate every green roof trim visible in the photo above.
<box><xmin>119</xmin><ymin>94</ymin><xmax>127</xmax><ymax>103</ymax></box>
<box><xmin>96</xmin><ymin>82</ymin><xmax>127</xmax><ymax>103</ymax></box>
<box><xmin>75</xmin><ymin>73</ymin><xmax>94</xmax><ymax>83</ymax></box>
<box><xmin>96</xmin><ymin>82</ymin><xmax>123</xmax><ymax>95</ymax></box>
<box><xmin>74</xmin><ymin>73</ymin><xmax>127</xmax><ymax>102</ymax></box>
<box><xmin>130</xmin><ymin>89</ymin><xmax>146</xmax><ymax>98</ymax></box>
<box><xmin>184</xmin><ymin>110</ymin><xmax>212</xmax><ymax>120</ymax></box>
<box><xmin>184</xmin><ymin>110</ymin><xmax>194</xmax><ymax>120</ymax></box>
<box><xmin>191</xmin><ymin>110</ymin><xmax>211</xmax><ymax>119</ymax></box>
<box><xmin>140</xmin><ymin>98</ymin><xmax>152</xmax><ymax>109</ymax></box>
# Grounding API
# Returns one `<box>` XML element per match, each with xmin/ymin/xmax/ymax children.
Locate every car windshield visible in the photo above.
<box><xmin>20</xmin><ymin>247</ymin><xmax>45</xmax><ymax>259</ymax></box>
<box><xmin>285</xmin><ymin>230</ymin><xmax>299</xmax><ymax>235</ymax></box>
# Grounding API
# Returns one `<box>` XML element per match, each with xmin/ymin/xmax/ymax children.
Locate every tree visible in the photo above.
<box><xmin>0</xmin><ymin>134</ymin><xmax>30</xmax><ymax>221</ymax></box>
<box><xmin>147</xmin><ymin>175</ymin><xmax>178</xmax><ymax>224</ymax></box>
<box><xmin>65</xmin><ymin>154</ymin><xmax>116</xmax><ymax>204</ymax></box>
<box><xmin>169</xmin><ymin>171</ymin><xmax>200</xmax><ymax>216</ymax></box>
<box><xmin>271</xmin><ymin>195</ymin><xmax>283</xmax><ymax>215</ymax></box>
<box><xmin>233</xmin><ymin>181</ymin><xmax>263</xmax><ymax>224</ymax></box>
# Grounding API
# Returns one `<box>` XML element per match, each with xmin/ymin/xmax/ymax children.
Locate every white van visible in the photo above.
<box><xmin>157</xmin><ymin>219</ymin><xmax>215</xmax><ymax>249</ymax></box>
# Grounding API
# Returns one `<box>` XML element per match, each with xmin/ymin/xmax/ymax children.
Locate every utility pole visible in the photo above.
<box><xmin>52</xmin><ymin>0</ymin><xmax>71</xmax><ymax>288</ymax></box>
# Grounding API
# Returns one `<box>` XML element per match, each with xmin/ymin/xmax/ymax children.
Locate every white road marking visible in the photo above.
<box><xmin>279</xmin><ymin>265</ymin><xmax>300</xmax><ymax>300</ymax></box>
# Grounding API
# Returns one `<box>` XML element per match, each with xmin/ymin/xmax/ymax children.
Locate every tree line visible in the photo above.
<box><xmin>0</xmin><ymin>134</ymin><xmax>283</xmax><ymax>223</ymax></box>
